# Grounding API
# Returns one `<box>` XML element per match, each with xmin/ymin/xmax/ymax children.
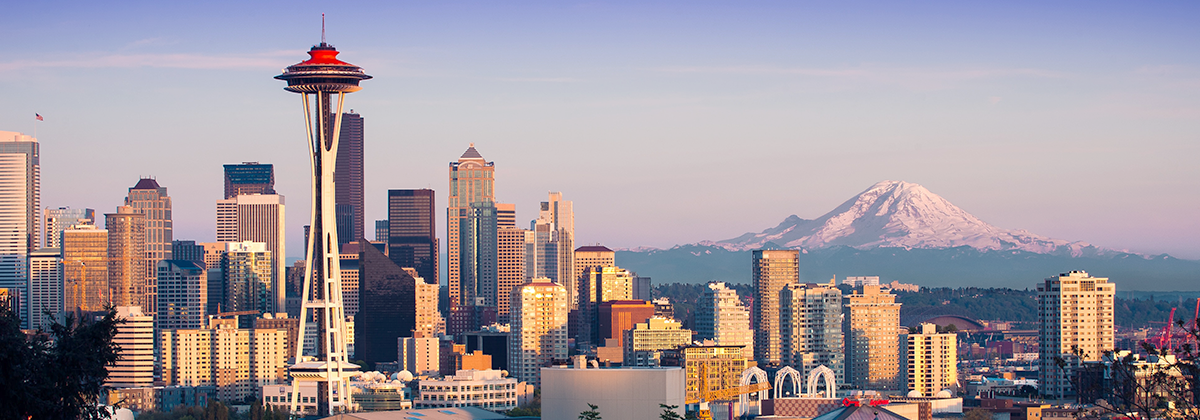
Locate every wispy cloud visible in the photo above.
<box><xmin>0</xmin><ymin>50</ymin><xmax>302</xmax><ymax>72</ymax></box>
<box><xmin>654</xmin><ymin>65</ymin><xmax>1066</xmax><ymax>90</ymax></box>
<box><xmin>494</xmin><ymin>77</ymin><xmax>581</xmax><ymax>83</ymax></box>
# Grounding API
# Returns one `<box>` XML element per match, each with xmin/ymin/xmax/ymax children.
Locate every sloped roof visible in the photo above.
<box><xmin>811</xmin><ymin>403</ymin><xmax>909</xmax><ymax>420</ymax></box>
<box><xmin>131</xmin><ymin>178</ymin><xmax>161</xmax><ymax>190</ymax></box>
<box><xmin>460</xmin><ymin>145</ymin><xmax>484</xmax><ymax>159</ymax></box>
<box><xmin>575</xmin><ymin>245</ymin><xmax>613</xmax><ymax>253</ymax></box>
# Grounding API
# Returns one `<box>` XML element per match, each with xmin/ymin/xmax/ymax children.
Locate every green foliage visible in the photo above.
<box><xmin>965</xmin><ymin>408</ymin><xmax>994</xmax><ymax>420</ymax></box>
<box><xmin>579</xmin><ymin>403</ymin><xmax>601</xmax><ymax>420</ymax></box>
<box><xmin>508</xmin><ymin>388</ymin><xmax>541</xmax><ymax>417</ymax></box>
<box><xmin>0</xmin><ymin>305</ymin><xmax>121</xmax><ymax>419</ymax></box>
<box><xmin>660</xmin><ymin>404</ymin><xmax>684</xmax><ymax>420</ymax></box>
<box><xmin>136</xmin><ymin>400</ymin><xmax>234</xmax><ymax>420</ymax></box>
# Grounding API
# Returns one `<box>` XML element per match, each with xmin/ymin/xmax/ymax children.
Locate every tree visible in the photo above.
<box><xmin>964</xmin><ymin>408</ymin><xmax>994</xmax><ymax>420</ymax></box>
<box><xmin>579</xmin><ymin>403</ymin><xmax>601</xmax><ymax>420</ymax></box>
<box><xmin>660</xmin><ymin>404</ymin><xmax>684</xmax><ymax>420</ymax></box>
<box><xmin>0</xmin><ymin>305</ymin><xmax>122</xmax><ymax>419</ymax></box>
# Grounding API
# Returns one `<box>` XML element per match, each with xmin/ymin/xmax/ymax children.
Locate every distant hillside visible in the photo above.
<box><xmin>618</xmin><ymin>244</ymin><xmax>1200</xmax><ymax>291</ymax></box>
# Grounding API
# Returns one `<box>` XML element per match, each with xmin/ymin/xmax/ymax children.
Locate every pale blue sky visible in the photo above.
<box><xmin>2</xmin><ymin>1</ymin><xmax>1198</xmax><ymax>259</ymax></box>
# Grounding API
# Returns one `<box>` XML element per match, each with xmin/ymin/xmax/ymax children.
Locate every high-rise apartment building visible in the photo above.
<box><xmin>44</xmin><ymin>207</ymin><xmax>94</xmax><ymax>249</ymax></box>
<box><xmin>358</xmin><ymin>241</ymin><xmax>439</xmax><ymax>364</ymax></box>
<box><xmin>496</xmin><ymin>212</ymin><xmax>527</xmax><ymax>324</ymax></box>
<box><xmin>216</xmin><ymin>194</ymin><xmax>285</xmax><ymax>311</ymax></box>
<box><xmin>221</xmin><ymin>241</ymin><xmax>273</xmax><ymax>326</ymax></box>
<box><xmin>624</xmin><ymin>317</ymin><xmax>693</xmax><ymax>367</ymax></box>
<box><xmin>577</xmin><ymin>265</ymin><xmax>634</xmax><ymax>347</ymax></box>
<box><xmin>125</xmin><ymin>178</ymin><xmax>172</xmax><ymax>315</ymax></box>
<box><xmin>107</xmin><ymin>206</ymin><xmax>147</xmax><ymax>309</ymax></box>
<box><xmin>159</xmin><ymin>317</ymin><xmax>288</xmax><ymax>401</ymax></box>
<box><xmin>62</xmin><ymin>225</ymin><xmax>107</xmax><ymax>312</ymax></box>
<box><xmin>510</xmin><ymin>278</ymin><xmax>568</xmax><ymax>387</ymax></box>
<box><xmin>752</xmin><ymin>249</ymin><xmax>798</xmax><ymax>366</ymax></box>
<box><xmin>1037</xmin><ymin>271</ymin><xmax>1115</xmax><ymax>399</ymax></box>
<box><xmin>696</xmin><ymin>282</ymin><xmax>754</xmax><ymax>358</ymax></box>
<box><xmin>106</xmin><ymin>306</ymin><xmax>155</xmax><ymax>388</ymax></box>
<box><xmin>27</xmin><ymin>247</ymin><xmax>62</xmax><ymax>330</ymax></box>
<box><xmin>0</xmin><ymin>131</ymin><xmax>39</xmax><ymax>328</ymax></box>
<box><xmin>780</xmin><ymin>281</ymin><xmax>843</xmax><ymax>383</ymax></box>
<box><xmin>156</xmin><ymin>260</ymin><xmax>207</xmax><ymax>331</ymax></box>
<box><xmin>398</xmin><ymin>336</ymin><xmax>440</xmax><ymax>376</ymax></box>
<box><xmin>336</xmin><ymin>111</ymin><xmax>365</xmax><ymax>245</ymax></box>
<box><xmin>224</xmin><ymin>162</ymin><xmax>275</xmax><ymax>199</ymax></box>
<box><xmin>447</xmin><ymin>145</ymin><xmax>494</xmax><ymax>309</ymax></box>
<box><xmin>528</xmin><ymin>192</ymin><xmax>574</xmax><ymax>301</ymax></box>
<box><xmin>902</xmin><ymin>323</ymin><xmax>957</xmax><ymax>397</ymax></box>
<box><xmin>386</xmin><ymin>189</ymin><xmax>437</xmax><ymax>284</ymax></box>
<box><xmin>843</xmin><ymin>285</ymin><xmax>902</xmax><ymax>390</ymax></box>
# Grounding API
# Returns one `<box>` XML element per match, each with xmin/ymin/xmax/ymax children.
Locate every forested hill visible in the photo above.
<box><xmin>652</xmin><ymin>283</ymin><xmax>1191</xmax><ymax>330</ymax></box>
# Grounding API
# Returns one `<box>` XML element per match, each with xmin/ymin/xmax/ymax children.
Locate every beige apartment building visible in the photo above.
<box><xmin>106</xmin><ymin>306</ymin><xmax>155</xmax><ymax>388</ymax></box>
<box><xmin>780</xmin><ymin>281</ymin><xmax>844</xmax><ymax>383</ymax></box>
<box><xmin>160</xmin><ymin>317</ymin><xmax>289</xmax><ymax>401</ymax></box>
<box><xmin>696</xmin><ymin>282</ymin><xmax>754</xmax><ymax>357</ymax></box>
<box><xmin>624</xmin><ymin>317</ymin><xmax>693</xmax><ymax>366</ymax></box>
<box><xmin>752</xmin><ymin>249</ymin><xmax>799</xmax><ymax>366</ymax></box>
<box><xmin>510</xmin><ymin>278</ymin><xmax>568</xmax><ymax>386</ymax></box>
<box><xmin>902</xmin><ymin>322</ymin><xmax>957</xmax><ymax>396</ymax></box>
<box><xmin>1038</xmin><ymin>270</ymin><xmax>1115</xmax><ymax>399</ymax></box>
<box><xmin>843</xmin><ymin>285</ymin><xmax>902</xmax><ymax>390</ymax></box>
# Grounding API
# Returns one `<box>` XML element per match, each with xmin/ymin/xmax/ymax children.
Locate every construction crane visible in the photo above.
<box><xmin>684</xmin><ymin>362</ymin><xmax>773</xmax><ymax>419</ymax></box>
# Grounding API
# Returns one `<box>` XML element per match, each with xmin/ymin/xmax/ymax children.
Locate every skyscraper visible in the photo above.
<box><xmin>156</xmin><ymin>260</ymin><xmax>207</xmax><ymax>331</ymax></box>
<box><xmin>374</xmin><ymin>220</ymin><xmax>387</xmax><ymax>243</ymax></box>
<box><xmin>223</xmin><ymin>162</ymin><xmax>275</xmax><ymax>198</ymax></box>
<box><xmin>335</xmin><ymin>111</ymin><xmax>365</xmax><ymax>245</ymax></box>
<box><xmin>386</xmin><ymin>189</ymin><xmax>437</xmax><ymax>284</ymax></box>
<box><xmin>752</xmin><ymin>249</ymin><xmax>798</xmax><ymax>366</ymax></box>
<box><xmin>843</xmin><ymin>285</ymin><xmax>902</xmax><ymax>390</ymax></box>
<box><xmin>221</xmin><ymin>241</ymin><xmax>273</xmax><ymax>326</ymax></box>
<box><xmin>510</xmin><ymin>278</ymin><xmax>568</xmax><ymax>387</ymax></box>
<box><xmin>357</xmin><ymin>241</ymin><xmax>438</xmax><ymax>365</ymax></box>
<box><xmin>496</xmin><ymin>205</ymin><xmax>527</xmax><ymax>324</ymax></box>
<box><xmin>106</xmin><ymin>306</ymin><xmax>155</xmax><ymax>388</ymax></box>
<box><xmin>44</xmin><ymin>207</ymin><xmax>94</xmax><ymax>249</ymax></box>
<box><xmin>577</xmin><ymin>265</ymin><xmax>634</xmax><ymax>347</ymax></box>
<box><xmin>530</xmin><ymin>192</ymin><xmax>574</xmax><ymax>299</ymax></box>
<box><xmin>125</xmin><ymin>178</ymin><xmax>172</xmax><ymax>315</ymax></box>
<box><xmin>0</xmin><ymin>131</ymin><xmax>39</xmax><ymax>328</ymax></box>
<box><xmin>1038</xmin><ymin>271</ymin><xmax>1115</xmax><ymax>399</ymax></box>
<box><xmin>28</xmin><ymin>247</ymin><xmax>62</xmax><ymax>330</ymax></box>
<box><xmin>696</xmin><ymin>282</ymin><xmax>754</xmax><ymax>358</ymax></box>
<box><xmin>780</xmin><ymin>281</ymin><xmax>843</xmax><ymax>383</ymax></box>
<box><xmin>447</xmin><ymin>144</ymin><xmax>494</xmax><ymax>309</ymax></box>
<box><xmin>275</xmin><ymin>37</ymin><xmax>370</xmax><ymax>415</ymax></box>
<box><xmin>216</xmin><ymin>194</ymin><xmax>285</xmax><ymax>312</ymax></box>
<box><xmin>573</xmin><ymin>245</ymin><xmax>615</xmax><ymax>300</ymax></box>
<box><xmin>62</xmin><ymin>225</ymin><xmax>107</xmax><ymax>312</ymax></box>
<box><xmin>106</xmin><ymin>206</ymin><xmax>147</xmax><ymax>309</ymax></box>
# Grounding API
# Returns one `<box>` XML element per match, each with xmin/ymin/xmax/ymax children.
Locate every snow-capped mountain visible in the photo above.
<box><xmin>709</xmin><ymin>180</ymin><xmax>1100</xmax><ymax>256</ymax></box>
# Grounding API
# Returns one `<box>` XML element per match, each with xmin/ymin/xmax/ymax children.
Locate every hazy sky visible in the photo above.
<box><xmin>2</xmin><ymin>1</ymin><xmax>1197</xmax><ymax>260</ymax></box>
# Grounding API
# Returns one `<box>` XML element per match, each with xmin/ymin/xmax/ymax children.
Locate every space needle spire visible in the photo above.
<box><xmin>275</xmin><ymin>22</ymin><xmax>371</xmax><ymax>416</ymax></box>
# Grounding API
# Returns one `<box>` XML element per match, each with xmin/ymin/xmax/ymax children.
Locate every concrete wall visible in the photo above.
<box><xmin>541</xmin><ymin>366</ymin><xmax>685</xmax><ymax>420</ymax></box>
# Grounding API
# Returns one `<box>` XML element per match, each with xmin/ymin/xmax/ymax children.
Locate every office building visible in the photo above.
<box><xmin>27</xmin><ymin>247</ymin><xmax>61</xmax><ymax>330</ymax></box>
<box><xmin>902</xmin><ymin>323</ymin><xmax>957</xmax><ymax>397</ymax></box>
<box><xmin>653</xmin><ymin>297</ymin><xmax>675</xmax><ymax>320</ymax></box>
<box><xmin>223</xmin><ymin>162</ymin><xmax>275</xmax><ymax>198</ymax></box>
<box><xmin>415</xmin><ymin>369</ymin><xmax>518</xmax><ymax>411</ymax></box>
<box><xmin>106</xmin><ymin>206</ymin><xmax>147</xmax><ymax>309</ymax></box>
<box><xmin>598</xmin><ymin>300</ymin><xmax>654</xmax><ymax>348</ymax></box>
<box><xmin>447</xmin><ymin>145</ymin><xmax>494</xmax><ymax>309</ymax></box>
<box><xmin>844</xmin><ymin>285</ymin><xmax>902</xmax><ymax>390</ymax></box>
<box><xmin>386</xmin><ymin>189</ymin><xmax>437</xmax><ymax>284</ymax></box>
<box><xmin>336</xmin><ymin>111</ymin><xmax>365</xmax><ymax>245</ymax></box>
<box><xmin>0</xmin><ymin>131</ymin><xmax>39</xmax><ymax>328</ymax></box>
<box><xmin>44</xmin><ymin>207</ymin><xmax>93</xmax><ymax>249</ymax></box>
<box><xmin>374</xmin><ymin>220</ymin><xmax>387</xmax><ymax>243</ymax></box>
<box><xmin>696</xmin><ymin>282</ymin><xmax>754</xmax><ymax>358</ymax></box>
<box><xmin>573</xmin><ymin>245</ymin><xmax>615</xmax><ymax>298</ymax></box>
<box><xmin>541</xmin><ymin>363</ymin><xmax>685</xmax><ymax>420</ymax></box>
<box><xmin>662</xmin><ymin>345</ymin><xmax>748</xmax><ymax>404</ymax></box>
<box><xmin>358</xmin><ymin>241</ymin><xmax>439</xmax><ymax>364</ymax></box>
<box><xmin>398</xmin><ymin>336</ymin><xmax>440</xmax><ymax>376</ymax></box>
<box><xmin>159</xmin><ymin>317</ymin><xmax>289</xmax><ymax>401</ymax></box>
<box><xmin>171</xmin><ymin>240</ymin><xmax>205</xmax><ymax>267</ymax></box>
<box><xmin>780</xmin><ymin>282</ymin><xmax>844</xmax><ymax>383</ymax></box>
<box><xmin>106</xmin><ymin>306</ymin><xmax>155</xmax><ymax>388</ymax></box>
<box><xmin>459</xmin><ymin>201</ymin><xmax>497</xmax><ymax>311</ymax></box>
<box><xmin>1038</xmin><ymin>270</ymin><xmax>1115</xmax><ymax>399</ymax></box>
<box><xmin>577</xmin><ymin>265</ymin><xmax>634</xmax><ymax>347</ymax></box>
<box><xmin>624</xmin><ymin>317</ymin><xmax>693</xmax><ymax>367</ymax></box>
<box><xmin>338</xmin><ymin>243</ymin><xmax>361</xmax><ymax>317</ymax></box>
<box><xmin>510</xmin><ymin>278</ymin><xmax>568</xmax><ymax>386</ymax></box>
<box><xmin>528</xmin><ymin>192</ymin><xmax>574</xmax><ymax>302</ymax></box>
<box><xmin>633</xmin><ymin>276</ymin><xmax>652</xmax><ymax>301</ymax></box>
<box><xmin>752</xmin><ymin>249</ymin><xmax>799</xmax><ymax>366</ymax></box>
<box><xmin>221</xmin><ymin>241</ymin><xmax>273</xmax><ymax>325</ymax></box>
<box><xmin>156</xmin><ymin>260</ymin><xmax>207</xmax><ymax>331</ymax></box>
<box><xmin>125</xmin><ymin>178</ymin><xmax>173</xmax><ymax>315</ymax></box>
<box><xmin>216</xmin><ymin>193</ymin><xmax>285</xmax><ymax>311</ymax></box>
<box><xmin>462</xmin><ymin>326</ymin><xmax>510</xmax><ymax>371</ymax></box>
<box><xmin>496</xmin><ymin>203</ymin><xmax>526</xmax><ymax>324</ymax></box>
<box><xmin>62</xmin><ymin>224</ymin><xmax>107</xmax><ymax>312</ymax></box>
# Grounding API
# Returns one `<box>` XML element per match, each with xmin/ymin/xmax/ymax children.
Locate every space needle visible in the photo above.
<box><xmin>275</xmin><ymin>22</ymin><xmax>371</xmax><ymax>416</ymax></box>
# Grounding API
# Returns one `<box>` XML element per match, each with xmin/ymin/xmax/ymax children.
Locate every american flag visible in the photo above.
<box><xmin>35</xmin><ymin>113</ymin><xmax>43</xmax><ymax>121</ymax></box>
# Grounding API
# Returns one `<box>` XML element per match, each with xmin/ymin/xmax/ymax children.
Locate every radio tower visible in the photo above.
<box><xmin>275</xmin><ymin>18</ymin><xmax>371</xmax><ymax>416</ymax></box>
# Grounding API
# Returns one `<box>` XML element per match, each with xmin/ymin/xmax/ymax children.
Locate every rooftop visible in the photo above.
<box><xmin>575</xmin><ymin>245</ymin><xmax>613</xmax><ymax>253</ymax></box>
<box><xmin>131</xmin><ymin>178</ymin><xmax>161</xmax><ymax>190</ymax></box>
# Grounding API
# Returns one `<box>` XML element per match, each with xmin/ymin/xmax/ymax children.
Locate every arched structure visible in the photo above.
<box><xmin>911</xmin><ymin>314</ymin><xmax>986</xmax><ymax>331</ymax></box>
<box><xmin>774</xmin><ymin>366</ymin><xmax>801</xmax><ymax>398</ymax></box>
<box><xmin>739</xmin><ymin>366</ymin><xmax>769</xmax><ymax>416</ymax></box>
<box><xmin>806</xmin><ymin>365</ymin><xmax>837</xmax><ymax>398</ymax></box>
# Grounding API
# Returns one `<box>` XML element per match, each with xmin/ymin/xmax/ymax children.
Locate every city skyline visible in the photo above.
<box><xmin>2</xmin><ymin>2</ymin><xmax>1198</xmax><ymax>260</ymax></box>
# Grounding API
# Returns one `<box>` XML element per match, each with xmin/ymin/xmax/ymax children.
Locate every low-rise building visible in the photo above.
<box><xmin>623</xmin><ymin>317</ymin><xmax>692</xmax><ymax>366</ymax></box>
<box><xmin>415</xmin><ymin>369</ymin><xmax>519</xmax><ymax>412</ymax></box>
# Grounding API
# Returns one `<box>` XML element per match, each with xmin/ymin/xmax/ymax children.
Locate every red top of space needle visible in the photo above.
<box><xmin>275</xmin><ymin>19</ymin><xmax>371</xmax><ymax>94</ymax></box>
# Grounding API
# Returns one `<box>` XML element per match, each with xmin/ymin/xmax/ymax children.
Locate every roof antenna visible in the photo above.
<box><xmin>321</xmin><ymin>13</ymin><xmax>326</xmax><ymax>44</ymax></box>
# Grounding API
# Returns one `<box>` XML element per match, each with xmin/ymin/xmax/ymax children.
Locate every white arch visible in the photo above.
<box><xmin>774</xmin><ymin>366</ymin><xmax>801</xmax><ymax>398</ymax></box>
<box><xmin>806</xmin><ymin>365</ymin><xmax>837</xmax><ymax>398</ymax></box>
<box><xmin>739</xmin><ymin>366</ymin><xmax>769</xmax><ymax>416</ymax></box>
